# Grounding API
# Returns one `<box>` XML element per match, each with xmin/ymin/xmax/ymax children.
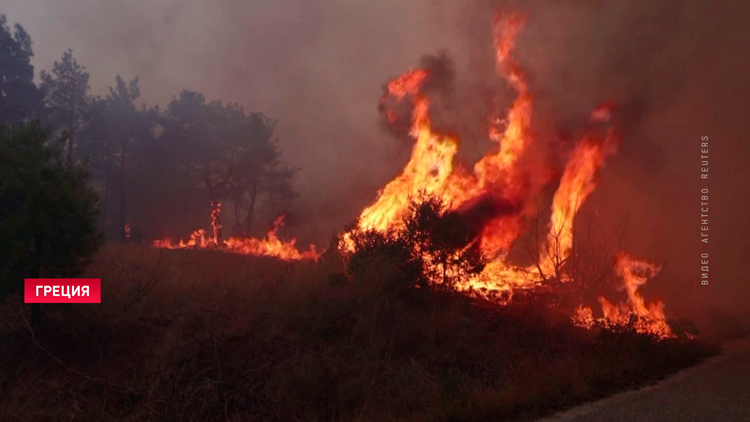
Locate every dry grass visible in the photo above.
<box><xmin>0</xmin><ymin>243</ymin><xmax>717</xmax><ymax>421</ymax></box>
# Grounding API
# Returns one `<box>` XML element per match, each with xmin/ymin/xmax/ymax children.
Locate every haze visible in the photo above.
<box><xmin>3</xmin><ymin>0</ymin><xmax>748</xmax><ymax>318</ymax></box>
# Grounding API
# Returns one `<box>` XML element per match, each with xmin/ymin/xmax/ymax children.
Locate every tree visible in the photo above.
<box><xmin>40</xmin><ymin>49</ymin><xmax>92</xmax><ymax>164</ymax></box>
<box><xmin>227</xmin><ymin>113</ymin><xmax>297</xmax><ymax>236</ymax></box>
<box><xmin>401</xmin><ymin>195</ymin><xmax>486</xmax><ymax>289</ymax></box>
<box><xmin>345</xmin><ymin>226</ymin><xmax>427</xmax><ymax>295</ymax></box>
<box><xmin>104</xmin><ymin>76</ymin><xmax>147</xmax><ymax>241</ymax></box>
<box><xmin>76</xmin><ymin>75</ymin><xmax>151</xmax><ymax>240</ymax></box>
<box><xmin>0</xmin><ymin>14</ymin><xmax>43</xmax><ymax>124</ymax></box>
<box><xmin>162</xmin><ymin>91</ymin><xmax>297</xmax><ymax>240</ymax></box>
<box><xmin>522</xmin><ymin>205</ymin><xmax>629</xmax><ymax>311</ymax></box>
<box><xmin>0</xmin><ymin>120</ymin><xmax>103</xmax><ymax>326</ymax></box>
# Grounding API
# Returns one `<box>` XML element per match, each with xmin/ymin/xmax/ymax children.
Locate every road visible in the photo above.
<box><xmin>537</xmin><ymin>337</ymin><xmax>750</xmax><ymax>422</ymax></box>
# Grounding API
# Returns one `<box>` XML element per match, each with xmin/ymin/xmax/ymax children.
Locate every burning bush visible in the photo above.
<box><xmin>343</xmin><ymin>194</ymin><xmax>486</xmax><ymax>295</ymax></box>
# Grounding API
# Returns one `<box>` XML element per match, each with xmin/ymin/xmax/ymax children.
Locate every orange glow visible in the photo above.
<box><xmin>154</xmin><ymin>214</ymin><xmax>318</xmax><ymax>261</ymax></box>
<box><xmin>152</xmin><ymin>7</ymin><xmax>672</xmax><ymax>338</ymax></box>
<box><xmin>351</xmin><ymin>10</ymin><xmax>552</xmax><ymax>295</ymax></box>
<box><xmin>346</xmin><ymin>9</ymin><xmax>671</xmax><ymax>337</ymax></box>
<box><xmin>541</xmin><ymin>130</ymin><xmax>618</xmax><ymax>278</ymax></box>
<box><xmin>573</xmin><ymin>254</ymin><xmax>673</xmax><ymax>339</ymax></box>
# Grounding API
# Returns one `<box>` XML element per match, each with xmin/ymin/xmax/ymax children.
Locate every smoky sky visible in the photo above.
<box><xmin>3</xmin><ymin>0</ymin><xmax>749</xmax><ymax>315</ymax></box>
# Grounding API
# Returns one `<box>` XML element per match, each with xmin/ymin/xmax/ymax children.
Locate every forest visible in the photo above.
<box><xmin>1</xmin><ymin>13</ymin><xmax>297</xmax><ymax>243</ymax></box>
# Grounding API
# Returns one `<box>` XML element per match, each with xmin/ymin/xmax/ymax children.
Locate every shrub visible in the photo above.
<box><xmin>343</xmin><ymin>194</ymin><xmax>486</xmax><ymax>296</ymax></box>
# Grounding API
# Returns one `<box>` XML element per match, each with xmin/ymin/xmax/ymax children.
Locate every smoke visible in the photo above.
<box><xmin>3</xmin><ymin>0</ymin><xmax>748</xmax><ymax>319</ymax></box>
<box><xmin>439</xmin><ymin>0</ymin><xmax>750</xmax><ymax>319</ymax></box>
<box><xmin>2</xmin><ymin>0</ymin><xmax>459</xmax><ymax>242</ymax></box>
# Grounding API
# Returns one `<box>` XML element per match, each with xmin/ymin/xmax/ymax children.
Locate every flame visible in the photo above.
<box><xmin>154</xmin><ymin>210</ymin><xmax>318</xmax><ymax>261</ymax></box>
<box><xmin>357</xmin><ymin>11</ymin><xmax>534</xmax><ymax>256</ymax></box>
<box><xmin>346</xmin><ymin>9</ymin><xmax>671</xmax><ymax>337</ymax></box>
<box><xmin>573</xmin><ymin>254</ymin><xmax>673</xmax><ymax>339</ymax></box>
<box><xmin>541</xmin><ymin>130</ymin><xmax>618</xmax><ymax>278</ymax></box>
<box><xmin>359</xmin><ymin>72</ymin><xmax>459</xmax><ymax>234</ymax></box>
<box><xmin>351</xmin><ymin>10</ymin><xmax>552</xmax><ymax>295</ymax></box>
<box><xmin>150</xmin><ymin>7</ymin><xmax>673</xmax><ymax>339</ymax></box>
<box><xmin>220</xmin><ymin>215</ymin><xmax>319</xmax><ymax>260</ymax></box>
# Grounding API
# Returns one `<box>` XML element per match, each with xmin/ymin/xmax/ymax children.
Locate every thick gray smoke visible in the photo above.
<box><xmin>4</xmin><ymin>0</ymin><xmax>749</xmax><ymax>322</ymax></box>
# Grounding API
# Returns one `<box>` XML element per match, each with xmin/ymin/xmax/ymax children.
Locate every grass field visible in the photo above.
<box><xmin>0</xmin><ymin>243</ymin><xmax>719</xmax><ymax>421</ymax></box>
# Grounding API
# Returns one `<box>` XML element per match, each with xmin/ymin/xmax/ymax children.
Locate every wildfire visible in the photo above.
<box><xmin>540</xmin><ymin>129</ymin><xmax>618</xmax><ymax>279</ymax></box>
<box><xmin>573</xmin><ymin>254</ymin><xmax>674</xmax><ymax>339</ymax></box>
<box><xmin>152</xmin><ymin>7</ymin><xmax>673</xmax><ymax>338</ymax></box>
<box><xmin>345</xmin><ymin>9</ymin><xmax>672</xmax><ymax>336</ymax></box>
<box><xmin>154</xmin><ymin>212</ymin><xmax>318</xmax><ymax>261</ymax></box>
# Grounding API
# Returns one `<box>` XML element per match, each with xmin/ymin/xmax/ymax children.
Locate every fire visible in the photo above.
<box><xmin>154</xmin><ymin>208</ymin><xmax>318</xmax><ymax>261</ymax></box>
<box><xmin>345</xmin><ymin>9</ymin><xmax>672</xmax><ymax>336</ymax></box>
<box><xmin>358</xmin><ymin>73</ymin><xmax>459</xmax><ymax>234</ymax></box>
<box><xmin>210</xmin><ymin>200</ymin><xmax>223</xmax><ymax>246</ymax></box>
<box><xmin>573</xmin><ymin>254</ymin><xmax>673</xmax><ymax>339</ymax></box>
<box><xmin>151</xmin><ymin>7</ymin><xmax>673</xmax><ymax>338</ymax></box>
<box><xmin>351</xmin><ymin>10</ymin><xmax>562</xmax><ymax>294</ymax></box>
<box><xmin>541</xmin><ymin>129</ymin><xmax>618</xmax><ymax>279</ymax></box>
<box><xmin>358</xmin><ymin>11</ymin><xmax>535</xmax><ymax>260</ymax></box>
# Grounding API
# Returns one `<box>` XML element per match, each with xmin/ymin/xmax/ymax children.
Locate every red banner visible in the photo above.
<box><xmin>24</xmin><ymin>279</ymin><xmax>101</xmax><ymax>303</ymax></box>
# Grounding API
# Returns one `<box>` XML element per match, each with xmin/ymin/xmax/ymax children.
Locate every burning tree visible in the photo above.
<box><xmin>401</xmin><ymin>195</ymin><xmax>486</xmax><ymax>289</ymax></box>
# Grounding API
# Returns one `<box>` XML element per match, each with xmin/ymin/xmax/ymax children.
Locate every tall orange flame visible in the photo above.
<box><xmin>347</xmin><ymin>9</ymin><xmax>671</xmax><ymax>336</ymax></box>
<box><xmin>574</xmin><ymin>254</ymin><xmax>673</xmax><ymax>339</ymax></box>
<box><xmin>152</xmin><ymin>8</ymin><xmax>672</xmax><ymax>338</ymax></box>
